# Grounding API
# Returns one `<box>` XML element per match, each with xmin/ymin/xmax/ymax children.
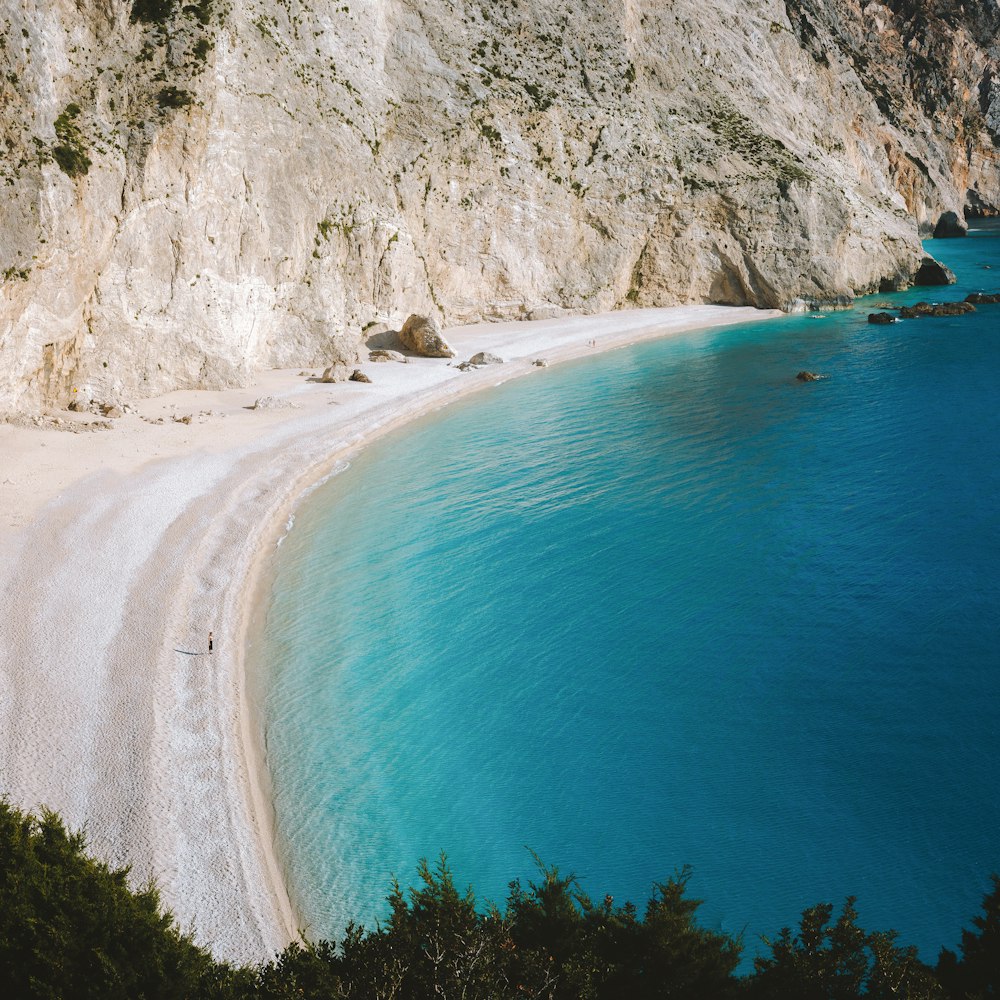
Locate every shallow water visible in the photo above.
<box><xmin>258</xmin><ymin>223</ymin><xmax>1000</xmax><ymax>966</ymax></box>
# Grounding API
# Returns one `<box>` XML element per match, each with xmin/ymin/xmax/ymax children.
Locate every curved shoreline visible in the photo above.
<box><xmin>0</xmin><ymin>305</ymin><xmax>781</xmax><ymax>961</ymax></box>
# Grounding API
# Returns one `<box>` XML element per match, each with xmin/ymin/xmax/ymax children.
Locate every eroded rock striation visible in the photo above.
<box><xmin>1</xmin><ymin>0</ymin><xmax>998</xmax><ymax>410</ymax></box>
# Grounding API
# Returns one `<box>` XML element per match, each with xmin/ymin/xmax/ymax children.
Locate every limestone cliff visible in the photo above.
<box><xmin>1</xmin><ymin>0</ymin><xmax>997</xmax><ymax>410</ymax></box>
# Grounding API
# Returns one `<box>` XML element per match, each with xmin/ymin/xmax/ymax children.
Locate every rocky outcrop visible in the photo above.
<box><xmin>899</xmin><ymin>300</ymin><xmax>976</xmax><ymax>318</ymax></box>
<box><xmin>868</xmin><ymin>312</ymin><xmax>896</xmax><ymax>324</ymax></box>
<box><xmin>398</xmin><ymin>315</ymin><xmax>455</xmax><ymax>358</ymax></box>
<box><xmin>965</xmin><ymin>291</ymin><xmax>1000</xmax><ymax>304</ymax></box>
<box><xmin>0</xmin><ymin>0</ymin><xmax>998</xmax><ymax>410</ymax></box>
<box><xmin>914</xmin><ymin>257</ymin><xmax>958</xmax><ymax>286</ymax></box>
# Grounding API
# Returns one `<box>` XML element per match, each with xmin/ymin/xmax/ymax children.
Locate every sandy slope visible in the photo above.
<box><xmin>0</xmin><ymin>305</ymin><xmax>780</xmax><ymax>962</ymax></box>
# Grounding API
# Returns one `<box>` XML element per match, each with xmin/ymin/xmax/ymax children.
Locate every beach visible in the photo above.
<box><xmin>0</xmin><ymin>304</ymin><xmax>779</xmax><ymax>963</ymax></box>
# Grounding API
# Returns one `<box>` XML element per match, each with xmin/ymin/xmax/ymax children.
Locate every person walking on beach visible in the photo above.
<box><xmin>208</xmin><ymin>631</ymin><xmax>213</xmax><ymax>655</ymax></box>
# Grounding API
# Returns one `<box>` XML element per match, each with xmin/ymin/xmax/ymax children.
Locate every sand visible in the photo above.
<box><xmin>0</xmin><ymin>304</ymin><xmax>781</xmax><ymax>962</ymax></box>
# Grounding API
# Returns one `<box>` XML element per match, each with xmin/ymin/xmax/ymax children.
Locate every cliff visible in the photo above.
<box><xmin>1</xmin><ymin>0</ymin><xmax>998</xmax><ymax>410</ymax></box>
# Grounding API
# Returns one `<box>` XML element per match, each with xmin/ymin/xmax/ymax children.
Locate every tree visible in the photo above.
<box><xmin>749</xmin><ymin>897</ymin><xmax>941</xmax><ymax>1000</ymax></box>
<box><xmin>0</xmin><ymin>799</ymin><xmax>247</xmax><ymax>999</ymax></box>
<box><xmin>937</xmin><ymin>874</ymin><xmax>1000</xmax><ymax>999</ymax></box>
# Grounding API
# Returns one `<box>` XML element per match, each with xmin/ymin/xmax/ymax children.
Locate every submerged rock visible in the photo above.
<box><xmin>796</xmin><ymin>371</ymin><xmax>824</xmax><ymax>382</ymax></box>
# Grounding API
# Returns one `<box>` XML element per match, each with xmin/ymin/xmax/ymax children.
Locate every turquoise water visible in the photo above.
<box><xmin>258</xmin><ymin>225</ymin><xmax>1000</xmax><ymax>967</ymax></box>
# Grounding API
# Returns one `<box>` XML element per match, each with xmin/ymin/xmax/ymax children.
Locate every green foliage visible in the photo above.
<box><xmin>705</xmin><ymin>100</ymin><xmax>814</xmax><ymax>187</ymax></box>
<box><xmin>52</xmin><ymin>103</ymin><xmax>91</xmax><ymax>178</ymax></box>
<box><xmin>1</xmin><ymin>797</ymin><xmax>996</xmax><ymax>1000</ymax></box>
<box><xmin>749</xmin><ymin>897</ymin><xmax>942</xmax><ymax>1000</ymax></box>
<box><xmin>937</xmin><ymin>874</ymin><xmax>1000</xmax><ymax>999</ymax></box>
<box><xmin>0</xmin><ymin>799</ymin><xmax>247</xmax><ymax>998</ymax></box>
<box><xmin>184</xmin><ymin>0</ymin><xmax>214</xmax><ymax>26</ymax></box>
<box><xmin>156</xmin><ymin>85</ymin><xmax>193</xmax><ymax>110</ymax></box>
<box><xmin>130</xmin><ymin>0</ymin><xmax>177</xmax><ymax>24</ymax></box>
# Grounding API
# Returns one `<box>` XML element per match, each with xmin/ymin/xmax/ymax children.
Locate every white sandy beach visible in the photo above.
<box><xmin>0</xmin><ymin>305</ymin><xmax>780</xmax><ymax>962</ymax></box>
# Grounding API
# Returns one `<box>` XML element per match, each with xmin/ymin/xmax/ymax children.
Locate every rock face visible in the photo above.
<box><xmin>398</xmin><ymin>314</ymin><xmax>455</xmax><ymax>358</ymax></box>
<box><xmin>914</xmin><ymin>257</ymin><xmax>958</xmax><ymax>286</ymax></box>
<box><xmin>1</xmin><ymin>0</ymin><xmax>999</xmax><ymax>410</ymax></box>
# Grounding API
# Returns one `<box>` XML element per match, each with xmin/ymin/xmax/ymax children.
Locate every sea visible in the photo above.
<box><xmin>255</xmin><ymin>222</ymin><xmax>1000</xmax><ymax>969</ymax></box>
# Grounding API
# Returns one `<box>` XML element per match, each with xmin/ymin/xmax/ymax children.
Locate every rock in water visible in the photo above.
<box><xmin>398</xmin><ymin>315</ymin><xmax>455</xmax><ymax>358</ymax></box>
<box><xmin>868</xmin><ymin>312</ymin><xmax>896</xmax><ymax>324</ymax></box>
<box><xmin>796</xmin><ymin>371</ymin><xmax>824</xmax><ymax>382</ymax></box>
<box><xmin>914</xmin><ymin>257</ymin><xmax>958</xmax><ymax>286</ymax></box>
<box><xmin>965</xmin><ymin>292</ymin><xmax>1000</xmax><ymax>304</ymax></box>
<box><xmin>899</xmin><ymin>301</ymin><xmax>976</xmax><ymax>318</ymax></box>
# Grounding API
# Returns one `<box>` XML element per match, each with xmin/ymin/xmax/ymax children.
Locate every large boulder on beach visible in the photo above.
<box><xmin>319</xmin><ymin>364</ymin><xmax>350</xmax><ymax>383</ymax></box>
<box><xmin>469</xmin><ymin>352</ymin><xmax>504</xmax><ymax>366</ymax></box>
<box><xmin>399</xmin><ymin>314</ymin><xmax>455</xmax><ymax>358</ymax></box>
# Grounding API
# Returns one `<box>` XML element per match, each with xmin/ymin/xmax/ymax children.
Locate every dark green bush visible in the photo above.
<box><xmin>52</xmin><ymin>103</ymin><xmax>91</xmax><ymax>178</ymax></box>
<box><xmin>156</xmin><ymin>85</ymin><xmax>193</xmax><ymax>110</ymax></box>
<box><xmin>130</xmin><ymin>0</ymin><xmax>177</xmax><ymax>24</ymax></box>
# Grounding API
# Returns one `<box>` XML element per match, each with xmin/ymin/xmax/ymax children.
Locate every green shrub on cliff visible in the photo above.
<box><xmin>0</xmin><ymin>799</ymin><xmax>246</xmax><ymax>998</ymax></box>
<box><xmin>2</xmin><ymin>798</ymin><xmax>998</xmax><ymax>998</ymax></box>
<box><xmin>52</xmin><ymin>104</ymin><xmax>91</xmax><ymax>179</ymax></box>
<box><xmin>130</xmin><ymin>0</ymin><xmax>178</xmax><ymax>24</ymax></box>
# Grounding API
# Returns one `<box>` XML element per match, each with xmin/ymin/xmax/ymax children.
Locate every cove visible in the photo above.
<box><xmin>257</xmin><ymin>224</ymin><xmax>1000</xmax><ymax>966</ymax></box>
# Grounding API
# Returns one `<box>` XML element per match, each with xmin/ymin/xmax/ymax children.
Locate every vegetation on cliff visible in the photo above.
<box><xmin>1</xmin><ymin>800</ymin><xmax>998</xmax><ymax>998</ymax></box>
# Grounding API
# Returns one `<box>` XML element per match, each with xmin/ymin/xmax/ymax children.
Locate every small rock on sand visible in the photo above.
<box><xmin>250</xmin><ymin>396</ymin><xmax>299</xmax><ymax>411</ymax></box>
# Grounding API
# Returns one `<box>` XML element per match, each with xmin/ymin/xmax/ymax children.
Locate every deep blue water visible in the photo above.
<box><xmin>257</xmin><ymin>224</ymin><xmax>1000</xmax><ymax>968</ymax></box>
